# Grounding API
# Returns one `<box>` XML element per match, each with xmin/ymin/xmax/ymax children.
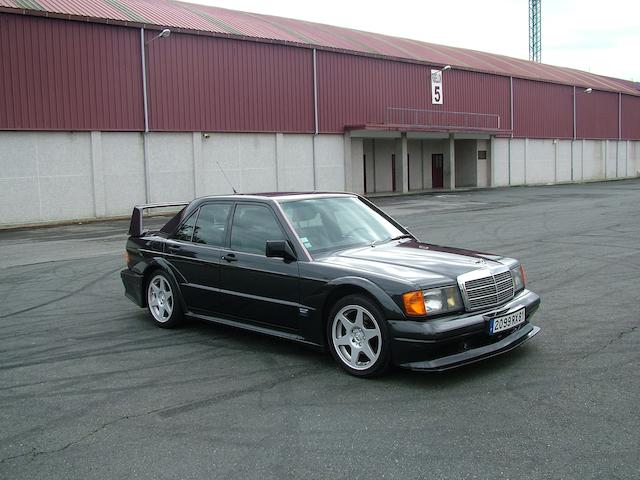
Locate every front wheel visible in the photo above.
<box><xmin>146</xmin><ymin>271</ymin><xmax>184</xmax><ymax>328</ymax></box>
<box><xmin>327</xmin><ymin>294</ymin><xmax>392</xmax><ymax>377</ymax></box>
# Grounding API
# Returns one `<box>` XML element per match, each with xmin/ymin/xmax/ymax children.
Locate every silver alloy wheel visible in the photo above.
<box><xmin>147</xmin><ymin>274</ymin><xmax>174</xmax><ymax>323</ymax></box>
<box><xmin>331</xmin><ymin>304</ymin><xmax>382</xmax><ymax>371</ymax></box>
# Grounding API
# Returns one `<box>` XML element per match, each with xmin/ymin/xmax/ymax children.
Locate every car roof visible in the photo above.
<box><xmin>193</xmin><ymin>192</ymin><xmax>357</xmax><ymax>202</ymax></box>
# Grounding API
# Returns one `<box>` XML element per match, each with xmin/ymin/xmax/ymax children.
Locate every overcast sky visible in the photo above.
<box><xmin>189</xmin><ymin>0</ymin><xmax>639</xmax><ymax>81</ymax></box>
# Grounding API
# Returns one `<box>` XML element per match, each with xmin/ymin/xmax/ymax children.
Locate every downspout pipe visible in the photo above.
<box><xmin>141</xmin><ymin>28</ymin><xmax>151</xmax><ymax>202</ymax></box>
<box><xmin>313</xmin><ymin>48</ymin><xmax>319</xmax><ymax>136</ymax></box>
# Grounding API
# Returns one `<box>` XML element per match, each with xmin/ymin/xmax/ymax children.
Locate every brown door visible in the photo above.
<box><xmin>432</xmin><ymin>154</ymin><xmax>444</xmax><ymax>188</ymax></box>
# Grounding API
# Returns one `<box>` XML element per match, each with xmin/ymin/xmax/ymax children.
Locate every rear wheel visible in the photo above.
<box><xmin>327</xmin><ymin>294</ymin><xmax>391</xmax><ymax>377</ymax></box>
<box><xmin>146</xmin><ymin>271</ymin><xmax>183</xmax><ymax>328</ymax></box>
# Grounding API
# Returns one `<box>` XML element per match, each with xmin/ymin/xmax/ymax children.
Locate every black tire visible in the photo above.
<box><xmin>145</xmin><ymin>270</ymin><xmax>184</xmax><ymax>328</ymax></box>
<box><xmin>326</xmin><ymin>294</ymin><xmax>392</xmax><ymax>378</ymax></box>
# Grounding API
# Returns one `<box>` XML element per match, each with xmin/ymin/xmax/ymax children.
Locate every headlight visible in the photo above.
<box><xmin>511</xmin><ymin>264</ymin><xmax>526</xmax><ymax>292</ymax></box>
<box><xmin>402</xmin><ymin>286</ymin><xmax>463</xmax><ymax>317</ymax></box>
<box><xmin>424</xmin><ymin>286</ymin><xmax>463</xmax><ymax>315</ymax></box>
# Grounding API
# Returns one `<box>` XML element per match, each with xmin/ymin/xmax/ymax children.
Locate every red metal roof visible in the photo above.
<box><xmin>1</xmin><ymin>0</ymin><xmax>638</xmax><ymax>96</ymax></box>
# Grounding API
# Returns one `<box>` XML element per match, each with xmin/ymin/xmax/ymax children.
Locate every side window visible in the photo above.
<box><xmin>192</xmin><ymin>203</ymin><xmax>232</xmax><ymax>246</ymax></box>
<box><xmin>174</xmin><ymin>211</ymin><xmax>198</xmax><ymax>242</ymax></box>
<box><xmin>230</xmin><ymin>204</ymin><xmax>286</xmax><ymax>255</ymax></box>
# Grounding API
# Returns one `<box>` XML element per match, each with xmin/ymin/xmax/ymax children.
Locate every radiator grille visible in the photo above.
<box><xmin>463</xmin><ymin>270</ymin><xmax>515</xmax><ymax>311</ymax></box>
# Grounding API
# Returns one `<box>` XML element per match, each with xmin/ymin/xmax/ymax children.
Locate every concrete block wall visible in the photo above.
<box><xmin>0</xmin><ymin>131</ymin><xmax>346</xmax><ymax>227</ymax></box>
<box><xmin>491</xmin><ymin>138</ymin><xmax>639</xmax><ymax>186</ymax></box>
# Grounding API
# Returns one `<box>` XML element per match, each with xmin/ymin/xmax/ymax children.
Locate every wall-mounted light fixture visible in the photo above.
<box><xmin>146</xmin><ymin>28</ymin><xmax>171</xmax><ymax>45</ymax></box>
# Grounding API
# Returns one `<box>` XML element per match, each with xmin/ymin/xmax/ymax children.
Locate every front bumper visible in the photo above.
<box><xmin>388</xmin><ymin>289</ymin><xmax>540</xmax><ymax>371</ymax></box>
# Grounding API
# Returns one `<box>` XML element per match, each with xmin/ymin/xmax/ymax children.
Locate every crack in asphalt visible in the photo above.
<box><xmin>0</xmin><ymin>367</ymin><xmax>318</xmax><ymax>465</ymax></box>
<box><xmin>0</xmin><ymin>266</ymin><xmax>122</xmax><ymax>320</ymax></box>
<box><xmin>0</xmin><ymin>411</ymin><xmax>151</xmax><ymax>466</ymax></box>
<box><xmin>577</xmin><ymin>323</ymin><xmax>639</xmax><ymax>363</ymax></box>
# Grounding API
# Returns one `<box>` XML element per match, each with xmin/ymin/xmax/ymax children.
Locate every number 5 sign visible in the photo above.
<box><xmin>431</xmin><ymin>69</ymin><xmax>443</xmax><ymax>105</ymax></box>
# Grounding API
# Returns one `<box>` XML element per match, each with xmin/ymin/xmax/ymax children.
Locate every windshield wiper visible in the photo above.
<box><xmin>371</xmin><ymin>234</ymin><xmax>414</xmax><ymax>247</ymax></box>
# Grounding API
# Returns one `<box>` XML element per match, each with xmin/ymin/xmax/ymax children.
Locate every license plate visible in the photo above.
<box><xmin>490</xmin><ymin>308</ymin><xmax>525</xmax><ymax>334</ymax></box>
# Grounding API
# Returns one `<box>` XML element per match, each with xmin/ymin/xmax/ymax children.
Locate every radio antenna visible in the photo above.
<box><xmin>215</xmin><ymin>158</ymin><xmax>238</xmax><ymax>194</ymax></box>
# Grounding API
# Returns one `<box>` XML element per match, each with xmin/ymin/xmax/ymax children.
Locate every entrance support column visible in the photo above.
<box><xmin>445</xmin><ymin>134</ymin><xmax>456</xmax><ymax>190</ymax></box>
<box><xmin>343</xmin><ymin>131</ymin><xmax>353</xmax><ymax>192</ymax></box>
<box><xmin>394</xmin><ymin>133</ymin><xmax>409</xmax><ymax>193</ymax></box>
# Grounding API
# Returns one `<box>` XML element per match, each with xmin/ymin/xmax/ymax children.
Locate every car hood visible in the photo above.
<box><xmin>315</xmin><ymin>239</ymin><xmax>509</xmax><ymax>287</ymax></box>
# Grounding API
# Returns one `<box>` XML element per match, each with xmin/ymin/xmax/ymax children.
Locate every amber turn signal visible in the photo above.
<box><xmin>123</xmin><ymin>250</ymin><xmax>131</xmax><ymax>267</ymax></box>
<box><xmin>520</xmin><ymin>265</ymin><xmax>526</xmax><ymax>285</ymax></box>
<box><xmin>402</xmin><ymin>290</ymin><xmax>426</xmax><ymax>316</ymax></box>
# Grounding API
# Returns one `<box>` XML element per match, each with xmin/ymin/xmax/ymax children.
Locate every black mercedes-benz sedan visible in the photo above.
<box><xmin>121</xmin><ymin>192</ymin><xmax>540</xmax><ymax>377</ymax></box>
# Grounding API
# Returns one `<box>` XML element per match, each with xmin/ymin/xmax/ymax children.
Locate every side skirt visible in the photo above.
<box><xmin>186</xmin><ymin>311</ymin><xmax>324</xmax><ymax>350</ymax></box>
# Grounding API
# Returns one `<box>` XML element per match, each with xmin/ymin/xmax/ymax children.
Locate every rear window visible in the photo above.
<box><xmin>173</xmin><ymin>211</ymin><xmax>197</xmax><ymax>242</ymax></box>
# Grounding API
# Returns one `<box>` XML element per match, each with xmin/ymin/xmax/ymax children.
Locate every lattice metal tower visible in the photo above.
<box><xmin>529</xmin><ymin>0</ymin><xmax>541</xmax><ymax>62</ymax></box>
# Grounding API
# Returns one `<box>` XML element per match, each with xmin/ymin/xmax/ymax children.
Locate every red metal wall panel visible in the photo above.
<box><xmin>1</xmin><ymin>1</ymin><xmax>638</xmax><ymax>96</ymax></box>
<box><xmin>146</xmin><ymin>33</ymin><xmax>313</xmax><ymax>132</ymax></box>
<box><xmin>443</xmin><ymin>69</ymin><xmax>510</xmax><ymax>130</ymax></box>
<box><xmin>317</xmin><ymin>51</ymin><xmax>510</xmax><ymax>133</ymax></box>
<box><xmin>621</xmin><ymin>95</ymin><xmax>640</xmax><ymax>140</ymax></box>
<box><xmin>0</xmin><ymin>13</ymin><xmax>143</xmax><ymax>131</ymax></box>
<box><xmin>512</xmin><ymin>78</ymin><xmax>573</xmax><ymax>139</ymax></box>
<box><xmin>576</xmin><ymin>90</ymin><xmax>619</xmax><ymax>139</ymax></box>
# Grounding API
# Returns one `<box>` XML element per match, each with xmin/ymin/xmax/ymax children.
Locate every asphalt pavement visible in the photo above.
<box><xmin>1</xmin><ymin>180</ymin><xmax>639</xmax><ymax>479</ymax></box>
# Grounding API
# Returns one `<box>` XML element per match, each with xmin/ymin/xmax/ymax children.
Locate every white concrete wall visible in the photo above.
<box><xmin>101</xmin><ymin>133</ymin><xmax>146</xmax><ymax>216</ymax></box>
<box><xmin>491</xmin><ymin>138</ymin><xmax>510</xmax><ymax>187</ymax></box>
<box><xmin>571</xmin><ymin>141</ymin><xmax>582</xmax><ymax>181</ymax></box>
<box><xmin>0</xmin><ymin>131</ymin><xmax>347</xmax><ymax>227</ymax></box>
<box><xmin>0</xmin><ymin>132</ymin><xmax>95</xmax><ymax>225</ymax></box>
<box><xmin>510</xmin><ymin>140</ymin><xmax>526</xmax><ymax>185</ymax></box>
<box><xmin>556</xmin><ymin>141</ymin><xmax>572</xmax><ymax>182</ymax></box>
<box><xmin>489</xmin><ymin>138</ymin><xmax>639</xmax><ymax>188</ymax></box>
<box><xmin>630</xmin><ymin>142</ymin><xmax>640</xmax><ymax>177</ymax></box>
<box><xmin>525</xmin><ymin>139</ymin><xmax>555</xmax><ymax>184</ymax></box>
<box><xmin>605</xmin><ymin>141</ymin><xmax>616</xmax><ymax>179</ymax></box>
<box><xmin>148</xmin><ymin>133</ymin><xmax>195</xmax><ymax>203</ymax></box>
<box><xmin>582</xmin><ymin>140</ymin><xmax>604</xmax><ymax>180</ymax></box>
<box><xmin>2</xmin><ymin>130</ymin><xmax>639</xmax><ymax>226</ymax></box>
<box><xmin>314</xmin><ymin>135</ymin><xmax>345</xmax><ymax>191</ymax></box>
<box><xmin>277</xmin><ymin>134</ymin><xmax>315</xmax><ymax>192</ymax></box>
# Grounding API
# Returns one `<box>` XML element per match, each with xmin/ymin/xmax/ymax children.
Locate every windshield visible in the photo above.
<box><xmin>279</xmin><ymin>196</ymin><xmax>406</xmax><ymax>254</ymax></box>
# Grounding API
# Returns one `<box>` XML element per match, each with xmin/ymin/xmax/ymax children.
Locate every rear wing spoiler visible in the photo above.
<box><xmin>128</xmin><ymin>202</ymin><xmax>190</xmax><ymax>237</ymax></box>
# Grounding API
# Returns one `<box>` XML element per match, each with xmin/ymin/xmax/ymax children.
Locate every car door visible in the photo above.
<box><xmin>217</xmin><ymin>202</ymin><xmax>301</xmax><ymax>332</ymax></box>
<box><xmin>172</xmin><ymin>202</ymin><xmax>233</xmax><ymax>314</ymax></box>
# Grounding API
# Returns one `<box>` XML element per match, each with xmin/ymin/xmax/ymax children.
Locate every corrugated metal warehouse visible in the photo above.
<box><xmin>0</xmin><ymin>0</ymin><xmax>639</xmax><ymax>226</ymax></box>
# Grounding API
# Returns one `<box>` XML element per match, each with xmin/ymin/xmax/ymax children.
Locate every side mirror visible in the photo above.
<box><xmin>266</xmin><ymin>240</ymin><xmax>297</xmax><ymax>262</ymax></box>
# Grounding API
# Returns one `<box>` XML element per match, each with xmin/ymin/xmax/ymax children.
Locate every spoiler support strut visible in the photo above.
<box><xmin>128</xmin><ymin>202</ymin><xmax>189</xmax><ymax>236</ymax></box>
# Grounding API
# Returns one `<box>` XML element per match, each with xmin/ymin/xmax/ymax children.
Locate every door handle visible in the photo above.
<box><xmin>221</xmin><ymin>253</ymin><xmax>237</xmax><ymax>262</ymax></box>
<box><xmin>167</xmin><ymin>244</ymin><xmax>182</xmax><ymax>253</ymax></box>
